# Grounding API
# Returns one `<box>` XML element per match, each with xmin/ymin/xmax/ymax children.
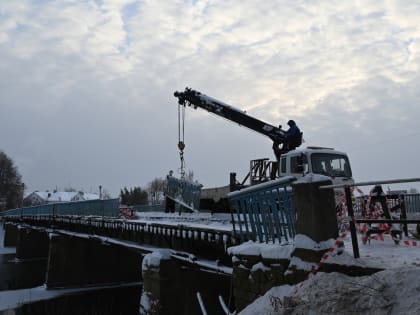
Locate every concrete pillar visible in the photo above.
<box><xmin>46</xmin><ymin>234</ymin><xmax>142</xmax><ymax>289</ymax></box>
<box><xmin>141</xmin><ymin>250</ymin><xmax>231</xmax><ymax>315</ymax></box>
<box><xmin>286</xmin><ymin>178</ymin><xmax>339</xmax><ymax>284</ymax></box>
<box><xmin>292</xmin><ymin>178</ymin><xmax>338</xmax><ymax>242</ymax></box>
<box><xmin>3</xmin><ymin>222</ymin><xmax>19</xmax><ymax>247</ymax></box>
<box><xmin>16</xmin><ymin>226</ymin><xmax>50</xmax><ymax>260</ymax></box>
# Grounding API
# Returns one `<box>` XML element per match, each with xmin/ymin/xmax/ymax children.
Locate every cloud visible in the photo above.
<box><xmin>0</xmin><ymin>0</ymin><xmax>420</xmax><ymax>195</ymax></box>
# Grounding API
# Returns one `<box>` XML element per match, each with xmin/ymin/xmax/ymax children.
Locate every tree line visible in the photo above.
<box><xmin>120</xmin><ymin>177</ymin><xmax>167</xmax><ymax>206</ymax></box>
<box><xmin>0</xmin><ymin>149</ymin><xmax>170</xmax><ymax>211</ymax></box>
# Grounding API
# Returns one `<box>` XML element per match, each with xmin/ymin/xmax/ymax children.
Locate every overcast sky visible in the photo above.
<box><xmin>1</xmin><ymin>0</ymin><xmax>420</xmax><ymax>197</ymax></box>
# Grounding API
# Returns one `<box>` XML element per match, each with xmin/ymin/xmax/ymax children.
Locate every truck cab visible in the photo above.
<box><xmin>278</xmin><ymin>146</ymin><xmax>354</xmax><ymax>186</ymax></box>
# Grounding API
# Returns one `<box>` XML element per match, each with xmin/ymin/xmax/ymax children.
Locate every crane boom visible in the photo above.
<box><xmin>174</xmin><ymin>88</ymin><xmax>286</xmax><ymax>144</ymax></box>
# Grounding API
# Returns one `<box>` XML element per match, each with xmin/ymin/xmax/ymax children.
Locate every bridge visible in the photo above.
<box><xmin>2</xmin><ymin>177</ymin><xmax>420</xmax><ymax>314</ymax></box>
<box><xmin>4</xmin><ymin>214</ymin><xmax>238</xmax><ymax>264</ymax></box>
<box><xmin>0</xmin><ymin>178</ymin><xmax>298</xmax><ymax>315</ymax></box>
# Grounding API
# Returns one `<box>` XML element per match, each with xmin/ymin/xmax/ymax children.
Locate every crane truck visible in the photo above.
<box><xmin>174</xmin><ymin>88</ymin><xmax>354</xmax><ymax>190</ymax></box>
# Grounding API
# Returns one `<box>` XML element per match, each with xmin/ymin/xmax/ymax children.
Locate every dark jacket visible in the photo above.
<box><xmin>285</xmin><ymin>124</ymin><xmax>300</xmax><ymax>141</ymax></box>
<box><xmin>285</xmin><ymin>121</ymin><xmax>302</xmax><ymax>149</ymax></box>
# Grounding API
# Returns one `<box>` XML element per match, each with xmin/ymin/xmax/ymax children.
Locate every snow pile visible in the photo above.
<box><xmin>142</xmin><ymin>249</ymin><xmax>172</xmax><ymax>270</ymax></box>
<box><xmin>294</xmin><ymin>234</ymin><xmax>334</xmax><ymax>251</ymax></box>
<box><xmin>239</xmin><ymin>267</ymin><xmax>420</xmax><ymax>315</ymax></box>
<box><xmin>239</xmin><ymin>285</ymin><xmax>294</xmax><ymax>315</ymax></box>
<box><xmin>139</xmin><ymin>291</ymin><xmax>160</xmax><ymax>315</ymax></box>
<box><xmin>227</xmin><ymin>241</ymin><xmax>293</xmax><ymax>260</ymax></box>
<box><xmin>251</xmin><ymin>262</ymin><xmax>271</xmax><ymax>273</ymax></box>
<box><xmin>286</xmin><ymin>256</ymin><xmax>316</xmax><ymax>273</ymax></box>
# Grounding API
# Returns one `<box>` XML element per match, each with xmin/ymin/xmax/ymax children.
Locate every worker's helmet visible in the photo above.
<box><xmin>287</xmin><ymin>120</ymin><xmax>296</xmax><ymax>127</ymax></box>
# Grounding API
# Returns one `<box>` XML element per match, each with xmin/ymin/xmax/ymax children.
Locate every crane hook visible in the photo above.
<box><xmin>178</xmin><ymin>104</ymin><xmax>186</xmax><ymax>179</ymax></box>
<box><xmin>178</xmin><ymin>141</ymin><xmax>185</xmax><ymax>151</ymax></box>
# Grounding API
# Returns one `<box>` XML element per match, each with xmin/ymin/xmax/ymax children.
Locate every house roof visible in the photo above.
<box><xmin>24</xmin><ymin>191</ymin><xmax>100</xmax><ymax>203</ymax></box>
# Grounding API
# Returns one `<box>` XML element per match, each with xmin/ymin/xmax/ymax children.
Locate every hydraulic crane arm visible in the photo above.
<box><xmin>174</xmin><ymin>88</ymin><xmax>286</xmax><ymax>144</ymax></box>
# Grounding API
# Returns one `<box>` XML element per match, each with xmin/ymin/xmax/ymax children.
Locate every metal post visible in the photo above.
<box><xmin>345</xmin><ymin>186</ymin><xmax>360</xmax><ymax>258</ymax></box>
<box><xmin>400</xmin><ymin>196</ymin><xmax>408</xmax><ymax>237</ymax></box>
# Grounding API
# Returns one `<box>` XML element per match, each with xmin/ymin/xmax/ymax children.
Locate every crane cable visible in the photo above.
<box><xmin>178</xmin><ymin>104</ymin><xmax>186</xmax><ymax>179</ymax></box>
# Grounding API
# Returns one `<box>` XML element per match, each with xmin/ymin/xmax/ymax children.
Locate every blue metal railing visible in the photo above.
<box><xmin>228</xmin><ymin>177</ymin><xmax>296</xmax><ymax>244</ymax></box>
<box><xmin>1</xmin><ymin>198</ymin><xmax>120</xmax><ymax>217</ymax></box>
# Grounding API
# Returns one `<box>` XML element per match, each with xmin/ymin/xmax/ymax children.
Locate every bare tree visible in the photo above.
<box><xmin>147</xmin><ymin>177</ymin><xmax>167</xmax><ymax>205</ymax></box>
<box><xmin>187</xmin><ymin>170</ymin><xmax>194</xmax><ymax>181</ymax></box>
<box><xmin>0</xmin><ymin>151</ymin><xmax>24</xmax><ymax>210</ymax></box>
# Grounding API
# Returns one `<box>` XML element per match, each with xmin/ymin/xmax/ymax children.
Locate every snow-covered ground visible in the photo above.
<box><xmin>238</xmin><ymin>226</ymin><xmax>420</xmax><ymax>315</ymax></box>
<box><xmin>239</xmin><ymin>267</ymin><xmax>420</xmax><ymax>315</ymax></box>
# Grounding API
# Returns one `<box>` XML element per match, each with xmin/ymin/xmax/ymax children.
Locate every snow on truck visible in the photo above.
<box><xmin>174</xmin><ymin>88</ymin><xmax>354</xmax><ymax>195</ymax></box>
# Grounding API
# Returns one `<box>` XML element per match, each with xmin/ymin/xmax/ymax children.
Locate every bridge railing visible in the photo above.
<box><xmin>228</xmin><ymin>176</ymin><xmax>296</xmax><ymax>244</ymax></box>
<box><xmin>354</xmin><ymin>193</ymin><xmax>420</xmax><ymax>215</ymax></box>
<box><xmin>3</xmin><ymin>214</ymin><xmax>238</xmax><ymax>264</ymax></box>
<box><xmin>0</xmin><ymin>198</ymin><xmax>120</xmax><ymax>217</ymax></box>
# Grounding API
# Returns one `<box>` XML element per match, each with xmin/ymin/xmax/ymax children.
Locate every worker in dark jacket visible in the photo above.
<box><xmin>284</xmin><ymin>120</ymin><xmax>301</xmax><ymax>151</ymax></box>
<box><xmin>271</xmin><ymin>120</ymin><xmax>302</xmax><ymax>179</ymax></box>
<box><xmin>273</xmin><ymin>120</ymin><xmax>302</xmax><ymax>158</ymax></box>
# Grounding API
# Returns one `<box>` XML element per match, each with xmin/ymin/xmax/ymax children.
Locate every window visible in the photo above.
<box><xmin>290</xmin><ymin>155</ymin><xmax>308</xmax><ymax>174</ymax></box>
<box><xmin>311</xmin><ymin>153</ymin><xmax>352</xmax><ymax>177</ymax></box>
<box><xmin>280</xmin><ymin>157</ymin><xmax>286</xmax><ymax>173</ymax></box>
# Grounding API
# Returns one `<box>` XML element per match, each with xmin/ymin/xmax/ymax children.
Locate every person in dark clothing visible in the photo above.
<box><xmin>271</xmin><ymin>120</ymin><xmax>302</xmax><ymax>179</ymax></box>
<box><xmin>272</xmin><ymin>120</ymin><xmax>302</xmax><ymax>159</ymax></box>
<box><xmin>284</xmin><ymin>120</ymin><xmax>301</xmax><ymax>149</ymax></box>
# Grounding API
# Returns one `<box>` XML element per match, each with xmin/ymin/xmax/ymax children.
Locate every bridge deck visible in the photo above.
<box><xmin>3</xmin><ymin>214</ymin><xmax>238</xmax><ymax>267</ymax></box>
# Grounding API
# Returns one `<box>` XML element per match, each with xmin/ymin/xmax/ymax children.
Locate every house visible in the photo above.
<box><xmin>23</xmin><ymin>190</ymin><xmax>100</xmax><ymax>206</ymax></box>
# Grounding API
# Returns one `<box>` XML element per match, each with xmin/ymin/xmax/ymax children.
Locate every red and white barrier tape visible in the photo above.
<box><xmin>309</xmin><ymin>235</ymin><xmax>346</xmax><ymax>275</ymax></box>
<box><xmin>403</xmin><ymin>240</ymin><xmax>417</xmax><ymax>246</ymax></box>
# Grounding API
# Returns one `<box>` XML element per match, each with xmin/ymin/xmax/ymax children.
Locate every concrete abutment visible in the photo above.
<box><xmin>141</xmin><ymin>250</ymin><xmax>233</xmax><ymax>315</ymax></box>
<box><xmin>46</xmin><ymin>233</ymin><xmax>142</xmax><ymax>289</ymax></box>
